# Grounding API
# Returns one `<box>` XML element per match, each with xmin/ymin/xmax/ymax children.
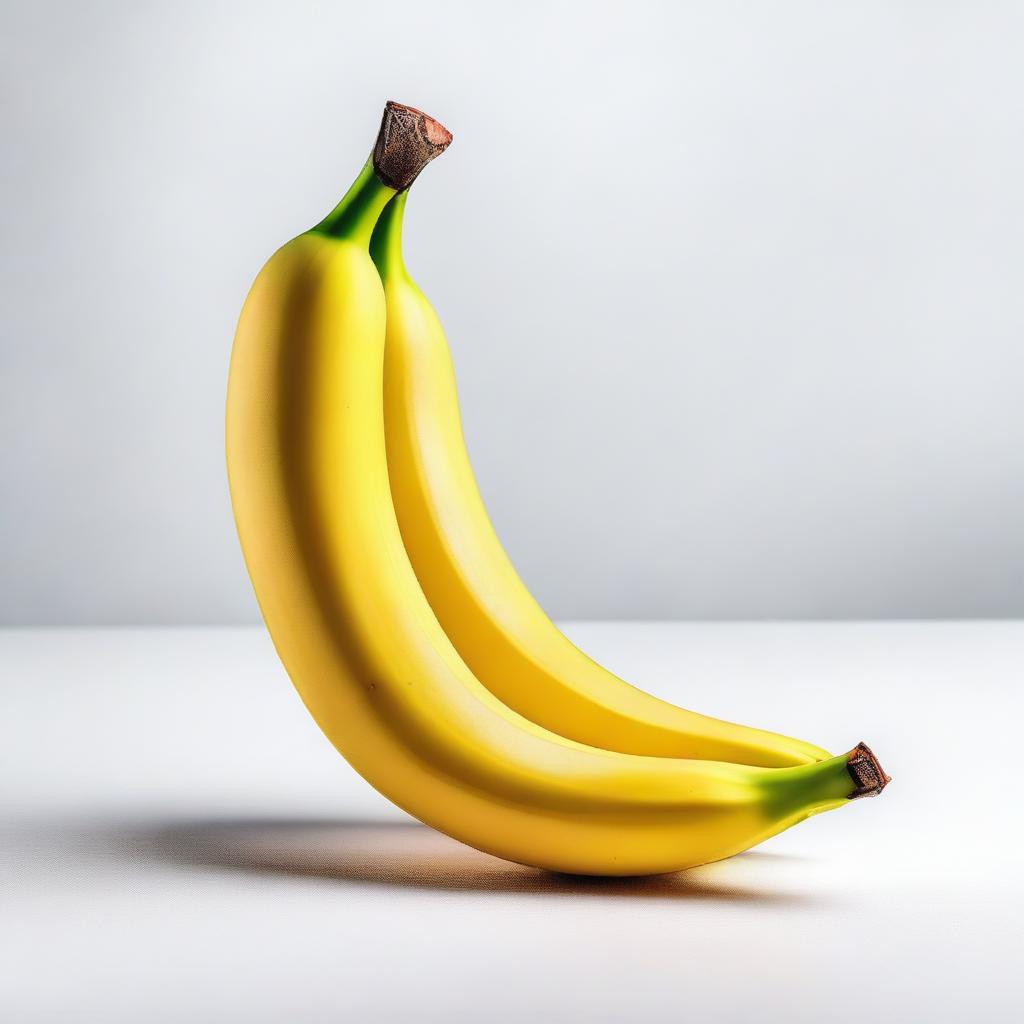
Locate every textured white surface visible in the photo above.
<box><xmin>2</xmin><ymin>623</ymin><xmax>1022</xmax><ymax>1022</ymax></box>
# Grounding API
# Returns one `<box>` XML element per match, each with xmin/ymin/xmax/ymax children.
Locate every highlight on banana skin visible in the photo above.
<box><xmin>225</xmin><ymin>100</ymin><xmax>889</xmax><ymax>877</ymax></box>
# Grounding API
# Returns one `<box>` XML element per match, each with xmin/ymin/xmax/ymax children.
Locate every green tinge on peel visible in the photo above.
<box><xmin>759</xmin><ymin>744</ymin><xmax>890</xmax><ymax>823</ymax></box>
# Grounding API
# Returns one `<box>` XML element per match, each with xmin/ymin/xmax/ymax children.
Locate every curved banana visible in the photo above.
<box><xmin>226</xmin><ymin>103</ymin><xmax>885</xmax><ymax>875</ymax></box>
<box><xmin>371</xmin><ymin>192</ymin><xmax>829</xmax><ymax>768</ymax></box>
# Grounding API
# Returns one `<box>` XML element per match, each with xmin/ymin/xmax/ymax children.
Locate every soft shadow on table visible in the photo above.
<box><xmin>115</xmin><ymin>818</ymin><xmax>821</xmax><ymax>905</ymax></box>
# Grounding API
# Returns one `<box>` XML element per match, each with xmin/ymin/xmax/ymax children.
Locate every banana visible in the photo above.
<box><xmin>371</xmin><ymin>191</ymin><xmax>830</xmax><ymax>768</ymax></box>
<box><xmin>226</xmin><ymin>102</ymin><xmax>886</xmax><ymax>876</ymax></box>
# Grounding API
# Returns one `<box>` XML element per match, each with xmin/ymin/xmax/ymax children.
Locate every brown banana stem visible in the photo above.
<box><xmin>847</xmin><ymin>742</ymin><xmax>891</xmax><ymax>798</ymax></box>
<box><xmin>373</xmin><ymin>101</ymin><xmax>453</xmax><ymax>191</ymax></box>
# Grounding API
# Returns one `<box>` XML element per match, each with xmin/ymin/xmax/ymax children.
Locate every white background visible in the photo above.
<box><xmin>3</xmin><ymin>0</ymin><xmax>1023</xmax><ymax>624</ymax></box>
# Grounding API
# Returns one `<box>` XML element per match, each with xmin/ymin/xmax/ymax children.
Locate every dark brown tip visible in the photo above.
<box><xmin>846</xmin><ymin>742</ymin><xmax>891</xmax><ymax>799</ymax></box>
<box><xmin>372</xmin><ymin>101</ymin><xmax>453</xmax><ymax>191</ymax></box>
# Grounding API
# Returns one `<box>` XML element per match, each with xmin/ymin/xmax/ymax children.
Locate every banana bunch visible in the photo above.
<box><xmin>226</xmin><ymin>102</ymin><xmax>888</xmax><ymax>876</ymax></box>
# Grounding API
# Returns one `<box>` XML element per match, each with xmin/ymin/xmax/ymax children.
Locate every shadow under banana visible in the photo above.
<box><xmin>129</xmin><ymin>818</ymin><xmax>822</xmax><ymax>904</ymax></box>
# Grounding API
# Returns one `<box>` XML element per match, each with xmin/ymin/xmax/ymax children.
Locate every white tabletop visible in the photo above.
<box><xmin>2</xmin><ymin>623</ymin><xmax>1021</xmax><ymax>1022</ymax></box>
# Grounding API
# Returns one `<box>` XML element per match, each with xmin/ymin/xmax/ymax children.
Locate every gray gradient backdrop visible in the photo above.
<box><xmin>2</xmin><ymin>1</ymin><xmax>1022</xmax><ymax>625</ymax></box>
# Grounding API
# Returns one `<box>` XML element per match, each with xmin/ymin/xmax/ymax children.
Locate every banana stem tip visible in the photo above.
<box><xmin>373</xmin><ymin>101</ymin><xmax>453</xmax><ymax>191</ymax></box>
<box><xmin>846</xmin><ymin>743</ymin><xmax>891</xmax><ymax>799</ymax></box>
